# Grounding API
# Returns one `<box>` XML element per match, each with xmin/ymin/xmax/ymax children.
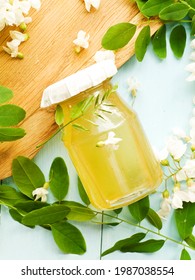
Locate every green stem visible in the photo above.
<box><xmin>99</xmin><ymin>212</ymin><xmax>191</xmax><ymax>250</ymax></box>
<box><xmin>36</xmin><ymin>116</ymin><xmax>81</xmax><ymax>148</ymax></box>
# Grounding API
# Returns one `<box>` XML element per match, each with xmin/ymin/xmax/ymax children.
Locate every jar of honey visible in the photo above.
<box><xmin>41</xmin><ymin>60</ymin><xmax>162</xmax><ymax>210</ymax></box>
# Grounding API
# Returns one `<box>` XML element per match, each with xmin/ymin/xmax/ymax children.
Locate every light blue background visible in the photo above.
<box><xmin>1</xmin><ymin>24</ymin><xmax>195</xmax><ymax>260</ymax></box>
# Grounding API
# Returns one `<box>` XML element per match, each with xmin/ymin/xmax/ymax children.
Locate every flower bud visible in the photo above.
<box><xmin>162</xmin><ymin>189</ymin><xmax>170</xmax><ymax>199</ymax></box>
<box><xmin>19</xmin><ymin>22</ymin><xmax>27</xmax><ymax>31</ymax></box>
<box><xmin>96</xmin><ymin>141</ymin><xmax>105</xmax><ymax>148</ymax></box>
<box><xmin>160</xmin><ymin>159</ymin><xmax>169</xmax><ymax>166</ymax></box>
<box><xmin>17</xmin><ymin>52</ymin><xmax>24</xmax><ymax>59</ymax></box>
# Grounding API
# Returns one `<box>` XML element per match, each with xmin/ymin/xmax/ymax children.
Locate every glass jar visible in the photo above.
<box><xmin>41</xmin><ymin>60</ymin><xmax>162</xmax><ymax>210</ymax></box>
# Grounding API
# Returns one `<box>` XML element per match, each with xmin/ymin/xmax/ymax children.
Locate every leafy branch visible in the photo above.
<box><xmin>0</xmin><ymin>86</ymin><xmax>26</xmax><ymax>142</ymax></box>
<box><xmin>101</xmin><ymin>0</ymin><xmax>195</xmax><ymax>61</ymax></box>
<box><xmin>0</xmin><ymin>156</ymin><xmax>194</xmax><ymax>259</ymax></box>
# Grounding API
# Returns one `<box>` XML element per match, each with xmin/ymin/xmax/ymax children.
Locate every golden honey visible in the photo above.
<box><xmin>61</xmin><ymin>82</ymin><xmax>162</xmax><ymax>210</ymax></box>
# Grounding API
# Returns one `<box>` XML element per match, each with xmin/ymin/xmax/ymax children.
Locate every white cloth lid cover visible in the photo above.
<box><xmin>41</xmin><ymin>60</ymin><xmax>117</xmax><ymax>108</ymax></box>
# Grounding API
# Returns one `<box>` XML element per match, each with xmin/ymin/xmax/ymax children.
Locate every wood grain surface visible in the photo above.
<box><xmin>0</xmin><ymin>0</ymin><xmax>161</xmax><ymax>179</ymax></box>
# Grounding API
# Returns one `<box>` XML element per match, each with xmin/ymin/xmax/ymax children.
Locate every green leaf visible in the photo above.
<box><xmin>152</xmin><ymin>25</ymin><xmax>167</xmax><ymax>59</ymax></box>
<box><xmin>0</xmin><ymin>86</ymin><xmax>13</xmax><ymax>104</ymax></box>
<box><xmin>101</xmin><ymin>232</ymin><xmax>146</xmax><ymax>257</ymax></box>
<box><xmin>191</xmin><ymin>15</ymin><xmax>195</xmax><ymax>35</ymax></box>
<box><xmin>180</xmin><ymin>248</ymin><xmax>191</xmax><ymax>260</ymax></box>
<box><xmin>135</xmin><ymin>25</ymin><xmax>150</xmax><ymax>61</ymax></box>
<box><xmin>51</xmin><ymin>221</ymin><xmax>86</xmax><ymax>255</ymax></box>
<box><xmin>175</xmin><ymin>202</ymin><xmax>195</xmax><ymax>240</ymax></box>
<box><xmin>141</xmin><ymin>0</ymin><xmax>173</xmax><ymax>16</ymax></box>
<box><xmin>146</xmin><ymin>208</ymin><xmax>162</xmax><ymax>230</ymax></box>
<box><xmin>61</xmin><ymin>201</ymin><xmax>96</xmax><ymax>221</ymax></box>
<box><xmin>135</xmin><ymin>0</ymin><xmax>148</xmax><ymax>11</ymax></box>
<box><xmin>102</xmin><ymin>22</ymin><xmax>136</xmax><ymax>50</ymax></box>
<box><xmin>186</xmin><ymin>0</ymin><xmax>195</xmax><ymax>9</ymax></box>
<box><xmin>70</xmin><ymin>95</ymin><xmax>94</xmax><ymax>119</ymax></box>
<box><xmin>128</xmin><ymin>196</ymin><xmax>150</xmax><ymax>222</ymax></box>
<box><xmin>55</xmin><ymin>104</ymin><xmax>64</xmax><ymax>126</ymax></box>
<box><xmin>77</xmin><ymin>176</ymin><xmax>90</xmax><ymax>206</ymax></box>
<box><xmin>121</xmin><ymin>239</ymin><xmax>165</xmax><ymax>253</ymax></box>
<box><xmin>0</xmin><ymin>104</ymin><xmax>26</xmax><ymax>127</ymax></box>
<box><xmin>0</xmin><ymin>127</ymin><xmax>26</xmax><ymax>142</ymax></box>
<box><xmin>72</xmin><ymin>123</ymin><xmax>89</xmax><ymax>131</ymax></box>
<box><xmin>49</xmin><ymin>157</ymin><xmax>69</xmax><ymax>201</ymax></box>
<box><xmin>185</xmin><ymin>234</ymin><xmax>195</xmax><ymax>249</ymax></box>
<box><xmin>114</xmin><ymin>208</ymin><xmax>123</xmax><ymax>215</ymax></box>
<box><xmin>170</xmin><ymin>25</ymin><xmax>186</xmax><ymax>58</ymax></box>
<box><xmin>0</xmin><ymin>185</ymin><xmax>28</xmax><ymax>207</ymax></box>
<box><xmin>12</xmin><ymin>156</ymin><xmax>45</xmax><ymax>198</ymax></box>
<box><xmin>159</xmin><ymin>3</ymin><xmax>190</xmax><ymax>21</ymax></box>
<box><xmin>22</xmin><ymin>204</ymin><xmax>70</xmax><ymax>226</ymax></box>
<box><xmin>14</xmin><ymin>201</ymin><xmax>49</xmax><ymax>214</ymax></box>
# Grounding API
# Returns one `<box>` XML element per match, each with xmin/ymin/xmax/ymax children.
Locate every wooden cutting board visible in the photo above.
<box><xmin>0</xmin><ymin>0</ymin><xmax>161</xmax><ymax>179</ymax></box>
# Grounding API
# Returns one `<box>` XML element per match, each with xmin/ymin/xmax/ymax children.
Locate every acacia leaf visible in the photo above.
<box><xmin>0</xmin><ymin>104</ymin><xmax>26</xmax><ymax>127</ymax></box>
<box><xmin>175</xmin><ymin>202</ymin><xmax>195</xmax><ymax>240</ymax></box>
<box><xmin>146</xmin><ymin>208</ymin><xmax>162</xmax><ymax>230</ymax></box>
<box><xmin>49</xmin><ymin>157</ymin><xmax>69</xmax><ymax>201</ymax></box>
<box><xmin>141</xmin><ymin>0</ymin><xmax>173</xmax><ymax>16</ymax></box>
<box><xmin>128</xmin><ymin>196</ymin><xmax>150</xmax><ymax>222</ymax></box>
<box><xmin>180</xmin><ymin>248</ymin><xmax>191</xmax><ymax>260</ymax></box>
<box><xmin>159</xmin><ymin>3</ymin><xmax>190</xmax><ymax>21</ymax></box>
<box><xmin>51</xmin><ymin>221</ymin><xmax>86</xmax><ymax>255</ymax></box>
<box><xmin>70</xmin><ymin>95</ymin><xmax>94</xmax><ymax>119</ymax></box>
<box><xmin>22</xmin><ymin>204</ymin><xmax>70</xmax><ymax>226</ymax></box>
<box><xmin>170</xmin><ymin>25</ymin><xmax>186</xmax><ymax>58</ymax></box>
<box><xmin>185</xmin><ymin>234</ymin><xmax>195</xmax><ymax>249</ymax></box>
<box><xmin>152</xmin><ymin>25</ymin><xmax>167</xmax><ymax>59</ymax></box>
<box><xmin>135</xmin><ymin>25</ymin><xmax>150</xmax><ymax>61</ymax></box>
<box><xmin>55</xmin><ymin>104</ymin><xmax>64</xmax><ymax>126</ymax></box>
<box><xmin>12</xmin><ymin>156</ymin><xmax>45</xmax><ymax>198</ymax></box>
<box><xmin>61</xmin><ymin>201</ymin><xmax>96</xmax><ymax>221</ymax></box>
<box><xmin>14</xmin><ymin>201</ymin><xmax>49</xmax><ymax>214</ymax></box>
<box><xmin>0</xmin><ymin>86</ymin><xmax>13</xmax><ymax>104</ymax></box>
<box><xmin>101</xmin><ymin>232</ymin><xmax>146</xmax><ymax>257</ymax></box>
<box><xmin>0</xmin><ymin>185</ymin><xmax>27</xmax><ymax>207</ymax></box>
<box><xmin>102</xmin><ymin>22</ymin><xmax>136</xmax><ymax>50</ymax></box>
<box><xmin>121</xmin><ymin>239</ymin><xmax>165</xmax><ymax>253</ymax></box>
<box><xmin>77</xmin><ymin>176</ymin><xmax>90</xmax><ymax>206</ymax></box>
<box><xmin>0</xmin><ymin>127</ymin><xmax>26</xmax><ymax>142</ymax></box>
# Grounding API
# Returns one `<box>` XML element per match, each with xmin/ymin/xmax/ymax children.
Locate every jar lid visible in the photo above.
<box><xmin>41</xmin><ymin>59</ymin><xmax>117</xmax><ymax>108</ymax></box>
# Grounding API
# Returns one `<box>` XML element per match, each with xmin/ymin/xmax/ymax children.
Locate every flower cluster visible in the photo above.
<box><xmin>155</xmin><ymin>114</ymin><xmax>195</xmax><ymax>218</ymax></box>
<box><xmin>0</xmin><ymin>0</ymin><xmax>41</xmax><ymax>58</ymax></box>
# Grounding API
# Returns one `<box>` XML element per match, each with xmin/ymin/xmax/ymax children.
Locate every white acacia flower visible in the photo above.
<box><xmin>171</xmin><ymin>187</ymin><xmax>190</xmax><ymax>209</ymax></box>
<box><xmin>3</xmin><ymin>39</ymin><xmax>23</xmax><ymax>58</ymax></box>
<box><xmin>30</xmin><ymin>0</ymin><xmax>41</xmax><ymax>10</ymax></box>
<box><xmin>186</xmin><ymin>184</ymin><xmax>195</xmax><ymax>203</ymax></box>
<box><xmin>73</xmin><ymin>30</ymin><xmax>90</xmax><ymax>53</ymax></box>
<box><xmin>186</xmin><ymin>62</ymin><xmax>195</xmax><ymax>81</ymax></box>
<box><xmin>32</xmin><ymin>187</ymin><xmax>48</xmax><ymax>202</ymax></box>
<box><xmin>83</xmin><ymin>0</ymin><xmax>101</xmax><ymax>12</ymax></box>
<box><xmin>127</xmin><ymin>76</ymin><xmax>140</xmax><ymax>97</ymax></box>
<box><xmin>93</xmin><ymin>50</ymin><xmax>115</xmax><ymax>62</ymax></box>
<box><xmin>175</xmin><ymin>169</ymin><xmax>187</xmax><ymax>182</ymax></box>
<box><xmin>153</xmin><ymin>146</ymin><xmax>169</xmax><ymax>162</ymax></box>
<box><xmin>157</xmin><ymin>197</ymin><xmax>172</xmax><ymax>219</ymax></box>
<box><xmin>190</xmin><ymin>128</ymin><xmax>195</xmax><ymax>146</ymax></box>
<box><xmin>172</xmin><ymin>127</ymin><xmax>187</xmax><ymax>139</ymax></box>
<box><xmin>10</xmin><ymin>30</ymin><xmax>29</xmax><ymax>41</ymax></box>
<box><xmin>166</xmin><ymin>136</ymin><xmax>186</xmax><ymax>160</ymax></box>
<box><xmin>96</xmin><ymin>131</ymin><xmax>122</xmax><ymax>150</ymax></box>
<box><xmin>182</xmin><ymin>159</ymin><xmax>195</xmax><ymax>178</ymax></box>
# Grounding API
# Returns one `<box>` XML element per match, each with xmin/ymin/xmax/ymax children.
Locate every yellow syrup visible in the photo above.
<box><xmin>60</xmin><ymin>83</ymin><xmax>162</xmax><ymax>210</ymax></box>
